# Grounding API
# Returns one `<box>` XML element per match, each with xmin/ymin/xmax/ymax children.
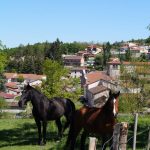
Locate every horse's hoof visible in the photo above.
<box><xmin>38</xmin><ymin>141</ymin><xmax>44</xmax><ymax>146</ymax></box>
<box><xmin>43</xmin><ymin>140</ymin><xmax>46</xmax><ymax>145</ymax></box>
<box><xmin>40</xmin><ymin>142</ymin><xmax>46</xmax><ymax>146</ymax></box>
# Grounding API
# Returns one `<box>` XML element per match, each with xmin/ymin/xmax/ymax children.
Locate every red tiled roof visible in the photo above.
<box><xmin>4</xmin><ymin>73</ymin><xmax>46</xmax><ymax>80</ymax></box>
<box><xmin>64</xmin><ymin>55</ymin><xmax>82</xmax><ymax>60</ymax></box>
<box><xmin>5</xmin><ymin>82</ymin><xmax>18</xmax><ymax>89</ymax></box>
<box><xmin>86</xmin><ymin>71</ymin><xmax>113</xmax><ymax>84</ymax></box>
<box><xmin>0</xmin><ymin>92</ymin><xmax>15</xmax><ymax>99</ymax></box>
<box><xmin>107</xmin><ymin>60</ymin><xmax>121</xmax><ymax>65</ymax></box>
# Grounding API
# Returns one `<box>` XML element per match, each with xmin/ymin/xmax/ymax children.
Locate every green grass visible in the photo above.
<box><xmin>0</xmin><ymin>115</ymin><xmax>150</xmax><ymax>150</ymax></box>
<box><xmin>0</xmin><ymin>119</ymin><xmax>68</xmax><ymax>150</ymax></box>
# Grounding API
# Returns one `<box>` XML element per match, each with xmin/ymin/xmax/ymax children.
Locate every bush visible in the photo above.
<box><xmin>0</xmin><ymin>97</ymin><xmax>7</xmax><ymax>109</ymax></box>
<box><xmin>0</xmin><ymin>112</ymin><xmax>14</xmax><ymax>119</ymax></box>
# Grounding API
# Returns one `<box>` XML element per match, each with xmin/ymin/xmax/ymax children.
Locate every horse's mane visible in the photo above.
<box><xmin>29</xmin><ymin>86</ymin><xmax>49</xmax><ymax>101</ymax></box>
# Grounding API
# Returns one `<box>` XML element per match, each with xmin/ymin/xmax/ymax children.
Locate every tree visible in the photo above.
<box><xmin>94</xmin><ymin>54</ymin><xmax>104</xmax><ymax>70</ymax></box>
<box><xmin>0</xmin><ymin>52</ymin><xmax>7</xmax><ymax>73</ymax></box>
<box><xmin>0</xmin><ymin>97</ymin><xmax>7</xmax><ymax>109</ymax></box>
<box><xmin>41</xmin><ymin>59</ymin><xmax>81</xmax><ymax>101</ymax></box>
<box><xmin>103</xmin><ymin>42</ymin><xmax>111</xmax><ymax>67</ymax></box>
<box><xmin>0</xmin><ymin>52</ymin><xmax>7</xmax><ymax>90</ymax></box>
<box><xmin>17</xmin><ymin>75</ymin><xmax>24</xmax><ymax>83</ymax></box>
<box><xmin>125</xmin><ymin>48</ymin><xmax>131</xmax><ymax>61</ymax></box>
<box><xmin>45</xmin><ymin>38</ymin><xmax>63</xmax><ymax>63</ymax></box>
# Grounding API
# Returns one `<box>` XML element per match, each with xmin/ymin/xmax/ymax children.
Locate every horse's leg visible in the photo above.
<box><xmin>42</xmin><ymin>121</ymin><xmax>47</xmax><ymax>145</ymax></box>
<box><xmin>66</xmin><ymin>122</ymin><xmax>82</xmax><ymax>150</ymax></box>
<box><xmin>55</xmin><ymin>118</ymin><xmax>62</xmax><ymax>139</ymax></box>
<box><xmin>63</xmin><ymin>113</ymin><xmax>71</xmax><ymax>133</ymax></box>
<box><xmin>80</xmin><ymin>130</ymin><xmax>87</xmax><ymax>150</ymax></box>
<box><xmin>34</xmin><ymin>118</ymin><xmax>42</xmax><ymax>145</ymax></box>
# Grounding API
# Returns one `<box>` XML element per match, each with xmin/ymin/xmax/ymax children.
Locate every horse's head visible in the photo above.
<box><xmin>18</xmin><ymin>83</ymin><xmax>32</xmax><ymax>108</ymax></box>
<box><xmin>107</xmin><ymin>90</ymin><xmax>120</xmax><ymax>118</ymax></box>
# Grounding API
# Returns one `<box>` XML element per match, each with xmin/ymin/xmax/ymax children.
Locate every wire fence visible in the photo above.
<box><xmin>89</xmin><ymin>113</ymin><xmax>150</xmax><ymax>150</ymax></box>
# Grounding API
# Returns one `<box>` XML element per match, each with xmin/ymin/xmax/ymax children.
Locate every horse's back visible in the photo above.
<box><xmin>74</xmin><ymin>106</ymin><xmax>114</xmax><ymax>134</ymax></box>
<box><xmin>51</xmin><ymin>97</ymin><xmax>75</xmax><ymax>115</ymax></box>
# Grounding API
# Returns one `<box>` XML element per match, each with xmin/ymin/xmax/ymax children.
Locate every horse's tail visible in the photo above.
<box><xmin>65</xmin><ymin>100</ymin><xmax>75</xmax><ymax>148</ymax></box>
<box><xmin>65</xmin><ymin>100</ymin><xmax>78</xmax><ymax>150</ymax></box>
<box><xmin>66</xmin><ymin>98</ymin><xmax>76</xmax><ymax>115</ymax></box>
<box><xmin>63</xmin><ymin>98</ymin><xmax>75</xmax><ymax>133</ymax></box>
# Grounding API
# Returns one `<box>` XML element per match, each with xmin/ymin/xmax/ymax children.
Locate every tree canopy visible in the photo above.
<box><xmin>41</xmin><ymin>59</ymin><xmax>81</xmax><ymax>101</ymax></box>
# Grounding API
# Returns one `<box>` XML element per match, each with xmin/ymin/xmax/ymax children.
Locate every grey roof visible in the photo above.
<box><xmin>88</xmin><ymin>85</ymin><xmax>108</xmax><ymax>95</ymax></box>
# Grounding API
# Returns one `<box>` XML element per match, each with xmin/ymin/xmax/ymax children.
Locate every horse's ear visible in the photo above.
<box><xmin>115</xmin><ymin>91</ymin><xmax>120</xmax><ymax>98</ymax></box>
<box><xmin>25</xmin><ymin>82</ymin><xmax>31</xmax><ymax>89</ymax></box>
<box><xmin>109</xmin><ymin>90</ymin><xmax>112</xmax><ymax>96</ymax></box>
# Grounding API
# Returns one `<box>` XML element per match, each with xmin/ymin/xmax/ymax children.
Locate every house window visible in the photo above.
<box><xmin>113</xmin><ymin>65</ymin><xmax>118</xmax><ymax>69</ymax></box>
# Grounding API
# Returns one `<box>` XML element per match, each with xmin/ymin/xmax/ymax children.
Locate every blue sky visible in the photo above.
<box><xmin>1</xmin><ymin>0</ymin><xmax>150</xmax><ymax>48</ymax></box>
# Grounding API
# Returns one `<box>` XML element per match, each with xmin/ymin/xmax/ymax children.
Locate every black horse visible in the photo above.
<box><xmin>18</xmin><ymin>84</ymin><xmax>75</xmax><ymax>145</ymax></box>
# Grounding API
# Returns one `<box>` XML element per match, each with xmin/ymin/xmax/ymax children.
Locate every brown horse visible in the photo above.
<box><xmin>66</xmin><ymin>90</ymin><xmax>120</xmax><ymax>150</ymax></box>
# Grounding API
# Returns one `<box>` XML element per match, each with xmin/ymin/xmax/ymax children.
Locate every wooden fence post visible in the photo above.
<box><xmin>89</xmin><ymin>137</ymin><xmax>97</xmax><ymax>150</ymax></box>
<box><xmin>147</xmin><ymin>129</ymin><xmax>150</xmax><ymax>150</ymax></box>
<box><xmin>133</xmin><ymin>113</ymin><xmax>138</xmax><ymax>150</ymax></box>
<box><xmin>113</xmin><ymin>122</ymin><xmax>128</xmax><ymax>150</ymax></box>
<box><xmin>119</xmin><ymin>122</ymin><xmax>128</xmax><ymax>150</ymax></box>
<box><xmin>113</xmin><ymin>123</ymin><xmax>121</xmax><ymax>150</ymax></box>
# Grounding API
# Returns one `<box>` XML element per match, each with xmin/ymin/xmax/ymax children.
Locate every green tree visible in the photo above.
<box><xmin>45</xmin><ymin>38</ymin><xmax>63</xmax><ymax>63</ymax></box>
<box><xmin>0</xmin><ymin>97</ymin><xmax>7</xmax><ymax>109</ymax></box>
<box><xmin>17</xmin><ymin>75</ymin><xmax>24</xmax><ymax>83</ymax></box>
<box><xmin>94</xmin><ymin>54</ymin><xmax>104</xmax><ymax>70</ymax></box>
<box><xmin>42</xmin><ymin>59</ymin><xmax>81</xmax><ymax>101</ymax></box>
<box><xmin>125</xmin><ymin>48</ymin><xmax>131</xmax><ymax>61</ymax></box>
<box><xmin>103</xmin><ymin>42</ymin><xmax>111</xmax><ymax>67</ymax></box>
<box><xmin>0</xmin><ymin>52</ymin><xmax>7</xmax><ymax>90</ymax></box>
<box><xmin>0</xmin><ymin>52</ymin><xmax>7</xmax><ymax>73</ymax></box>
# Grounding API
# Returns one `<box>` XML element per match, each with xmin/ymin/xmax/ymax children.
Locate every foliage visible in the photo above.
<box><xmin>103</xmin><ymin>42</ymin><xmax>111</xmax><ymax>67</ymax></box>
<box><xmin>119</xmin><ymin>94</ymin><xmax>143</xmax><ymax>113</ymax></box>
<box><xmin>17</xmin><ymin>75</ymin><xmax>24</xmax><ymax>83</ymax></box>
<box><xmin>0</xmin><ymin>112</ymin><xmax>14</xmax><ymax>119</ymax></box>
<box><xmin>0</xmin><ymin>52</ymin><xmax>7</xmax><ymax>73</ymax></box>
<box><xmin>0</xmin><ymin>73</ymin><xmax>6</xmax><ymax>91</ymax></box>
<box><xmin>4</xmin><ymin>40</ymin><xmax>88</xmax><ymax>74</ymax></box>
<box><xmin>120</xmin><ymin>62</ymin><xmax>150</xmax><ymax>112</ymax></box>
<box><xmin>125</xmin><ymin>48</ymin><xmax>131</xmax><ymax>61</ymax></box>
<box><xmin>0</xmin><ymin>97</ymin><xmax>7</xmax><ymax>109</ymax></box>
<box><xmin>94</xmin><ymin>54</ymin><xmax>104</xmax><ymax>70</ymax></box>
<box><xmin>42</xmin><ymin>59</ymin><xmax>81</xmax><ymax>101</ymax></box>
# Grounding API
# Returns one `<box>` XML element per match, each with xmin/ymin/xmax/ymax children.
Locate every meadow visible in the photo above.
<box><xmin>0</xmin><ymin>115</ymin><xmax>149</xmax><ymax>150</ymax></box>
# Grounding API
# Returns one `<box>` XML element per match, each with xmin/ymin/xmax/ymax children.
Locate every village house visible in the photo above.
<box><xmin>107</xmin><ymin>58</ymin><xmax>150</xmax><ymax>93</ymax></box>
<box><xmin>3</xmin><ymin>73</ymin><xmax>46</xmax><ymax>95</ymax></box>
<box><xmin>0</xmin><ymin>92</ymin><xmax>16</xmax><ymax>102</ymax></box>
<box><xmin>81</xmin><ymin>71</ymin><xmax>118</xmax><ymax>107</ymax></box>
<box><xmin>107</xmin><ymin>58</ymin><xmax>150</xmax><ymax>80</ymax></box>
<box><xmin>107</xmin><ymin>58</ymin><xmax>121</xmax><ymax>80</ymax></box>
<box><xmin>63</xmin><ymin>55</ymin><xmax>85</xmax><ymax>67</ymax></box>
<box><xmin>69</xmin><ymin>67</ymin><xmax>90</xmax><ymax>78</ymax></box>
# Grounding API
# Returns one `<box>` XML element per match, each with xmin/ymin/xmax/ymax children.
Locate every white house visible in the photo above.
<box><xmin>81</xmin><ymin>71</ymin><xmax>118</xmax><ymax>107</ymax></box>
